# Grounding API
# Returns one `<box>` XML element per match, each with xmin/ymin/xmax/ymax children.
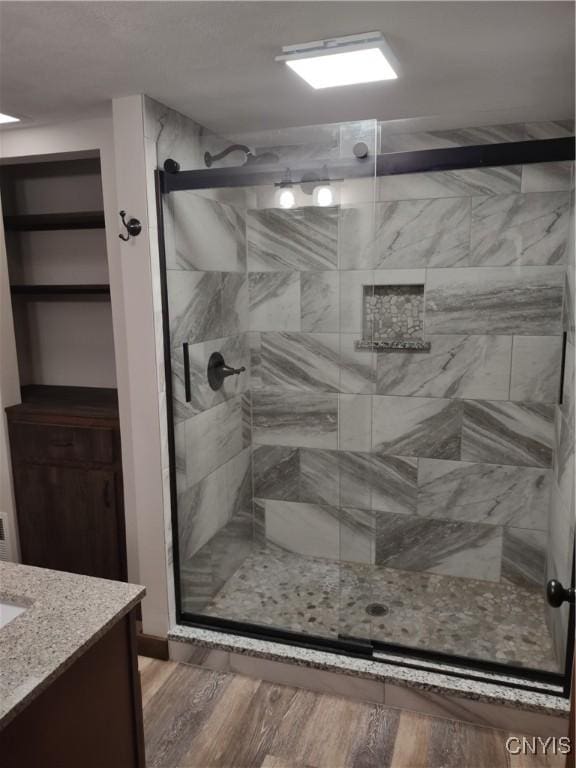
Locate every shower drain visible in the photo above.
<box><xmin>365</xmin><ymin>603</ymin><xmax>389</xmax><ymax>617</ymax></box>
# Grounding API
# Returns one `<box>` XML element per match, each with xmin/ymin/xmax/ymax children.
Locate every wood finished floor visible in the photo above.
<box><xmin>139</xmin><ymin>657</ymin><xmax>565</xmax><ymax>768</ymax></box>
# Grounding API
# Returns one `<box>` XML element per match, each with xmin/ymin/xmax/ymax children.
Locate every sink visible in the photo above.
<box><xmin>0</xmin><ymin>601</ymin><xmax>26</xmax><ymax>629</ymax></box>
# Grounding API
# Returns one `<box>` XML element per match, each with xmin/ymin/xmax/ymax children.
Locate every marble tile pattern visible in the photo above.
<box><xmin>170</xmin><ymin>191</ymin><xmax>246</xmax><ymax>271</ymax></box>
<box><xmin>372</xmin><ymin>396</ymin><xmax>462</xmax><ymax>460</ymax></box>
<box><xmin>178</xmin><ymin>447</ymin><xmax>252</xmax><ymax>560</ymax></box>
<box><xmin>376</xmin><ymin>335</ymin><xmax>512</xmax><ymax>400</ymax></box>
<box><xmin>509</xmin><ymin>335</ymin><xmax>563</xmax><ymax>403</ymax></box>
<box><xmin>501</xmin><ymin>528</ymin><xmax>546</xmax><ymax>589</ymax></box>
<box><xmin>424</xmin><ymin>266</ymin><xmax>564</xmax><ymax>336</ymax></box>
<box><xmin>379</xmin><ymin>118</ymin><xmax>573</xmax><ymax>151</ymax></box>
<box><xmin>179</xmin><ymin>452</ymin><xmax>254</xmax><ymax>610</ymax></box>
<box><xmin>255</xmin><ymin>331</ymin><xmax>374</xmax><ymax>395</ymax></box>
<box><xmin>252</xmin><ymin>392</ymin><xmax>338</xmax><ymax>449</ymax></box>
<box><xmin>521</xmin><ymin>162</ymin><xmax>574</xmax><ymax>193</ymax></box>
<box><xmin>253</xmin><ymin>445</ymin><xmax>417</xmax><ymax>516</ymax></box>
<box><xmin>248</xmin><ymin>272</ymin><xmax>300</xmax><ymax>331</ymax></box>
<box><xmin>416</xmin><ymin>459</ymin><xmax>550</xmax><ymax>530</ymax></box>
<box><xmin>184</xmin><ymin>396</ymin><xmax>245</xmax><ymax>486</ymax></box>
<box><xmin>340</xmin><ymin>507</ymin><xmax>375</xmax><ymax>564</ymax></box>
<box><xmin>167</xmin><ymin>270</ymin><xmax>223</xmax><ymax>346</ymax></box>
<box><xmin>301</xmin><ymin>271</ymin><xmax>339</xmax><ymax>332</ymax></box>
<box><xmin>247</xmin><ymin>207</ymin><xmax>338</xmax><ymax>271</ymax></box>
<box><xmin>343</xmin><ymin>453</ymin><xmax>418</xmax><ymax>515</ymax></box>
<box><xmin>461</xmin><ymin>400</ymin><xmax>554</xmax><ymax>468</ymax></box>
<box><xmin>524</xmin><ymin>119</ymin><xmax>575</xmax><ymax>140</ymax></box>
<box><xmin>379</xmin><ymin>123</ymin><xmax>527</xmax><ymax>153</ymax></box>
<box><xmin>252</xmin><ymin>445</ymin><xmax>300</xmax><ymax>500</ymax></box>
<box><xmin>259</xmin><ymin>332</ymin><xmax>341</xmax><ymax>392</ymax></box>
<box><xmin>338</xmin><ymin>394</ymin><xmax>372</xmax><ymax>451</ymax></box>
<box><xmin>264</xmin><ymin>500</ymin><xmax>341</xmax><ymax>560</ymax></box>
<box><xmin>377</xmin><ymin>196</ymin><xmax>471</xmax><ymax>268</ymax></box>
<box><xmin>377</xmin><ymin>166</ymin><xmax>521</xmax><ymax>202</ymax></box>
<box><xmin>470</xmin><ymin>192</ymin><xmax>569</xmax><ymax>266</ymax></box>
<box><xmin>374</xmin><ymin>512</ymin><xmax>503</xmax><ymax>582</ymax></box>
<box><xmin>145</xmin><ymin>95</ymin><xmax>236</xmax><ymax>172</ymax></box>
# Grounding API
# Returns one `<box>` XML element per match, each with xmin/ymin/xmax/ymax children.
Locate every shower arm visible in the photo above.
<box><xmin>204</xmin><ymin>145</ymin><xmax>252</xmax><ymax>167</ymax></box>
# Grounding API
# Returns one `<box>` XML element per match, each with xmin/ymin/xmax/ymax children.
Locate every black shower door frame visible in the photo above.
<box><xmin>156</xmin><ymin>135</ymin><xmax>576</xmax><ymax>697</ymax></box>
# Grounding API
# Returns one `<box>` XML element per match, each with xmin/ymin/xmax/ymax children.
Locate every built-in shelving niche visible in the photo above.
<box><xmin>355</xmin><ymin>283</ymin><xmax>431</xmax><ymax>352</ymax></box>
<box><xmin>1</xmin><ymin>156</ymin><xmax>117</xmax><ymax>391</ymax></box>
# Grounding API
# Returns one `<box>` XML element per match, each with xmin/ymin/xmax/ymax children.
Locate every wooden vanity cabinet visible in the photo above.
<box><xmin>6</xmin><ymin>386</ymin><xmax>127</xmax><ymax>581</ymax></box>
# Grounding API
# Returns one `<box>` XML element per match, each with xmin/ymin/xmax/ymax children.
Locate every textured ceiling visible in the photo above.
<box><xmin>0</xmin><ymin>1</ymin><xmax>574</xmax><ymax>135</ymax></box>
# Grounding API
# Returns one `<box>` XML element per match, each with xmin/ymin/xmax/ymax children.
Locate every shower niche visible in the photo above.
<box><xmin>356</xmin><ymin>283</ymin><xmax>431</xmax><ymax>351</ymax></box>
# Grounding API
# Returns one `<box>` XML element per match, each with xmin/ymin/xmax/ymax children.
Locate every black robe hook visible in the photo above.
<box><xmin>119</xmin><ymin>210</ymin><xmax>142</xmax><ymax>241</ymax></box>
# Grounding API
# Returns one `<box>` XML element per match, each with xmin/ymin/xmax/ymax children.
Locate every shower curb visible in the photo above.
<box><xmin>168</xmin><ymin>625</ymin><xmax>569</xmax><ymax>737</ymax></box>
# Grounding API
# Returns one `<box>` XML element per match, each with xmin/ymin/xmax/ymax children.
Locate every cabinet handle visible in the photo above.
<box><xmin>103</xmin><ymin>480</ymin><xmax>112</xmax><ymax>508</ymax></box>
<box><xmin>49</xmin><ymin>440</ymin><xmax>73</xmax><ymax>448</ymax></box>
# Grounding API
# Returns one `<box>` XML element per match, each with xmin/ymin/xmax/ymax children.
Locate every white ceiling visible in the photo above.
<box><xmin>0</xmin><ymin>1</ymin><xmax>574</xmax><ymax>136</ymax></box>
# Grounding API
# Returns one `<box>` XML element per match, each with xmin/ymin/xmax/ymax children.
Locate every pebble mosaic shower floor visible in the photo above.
<box><xmin>197</xmin><ymin>544</ymin><xmax>558</xmax><ymax>673</ymax></box>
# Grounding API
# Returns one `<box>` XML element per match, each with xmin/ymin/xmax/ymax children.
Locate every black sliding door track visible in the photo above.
<box><xmin>159</xmin><ymin>137</ymin><xmax>575</xmax><ymax>192</ymax></box>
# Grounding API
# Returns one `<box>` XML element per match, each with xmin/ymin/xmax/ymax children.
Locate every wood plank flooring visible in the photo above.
<box><xmin>139</xmin><ymin>657</ymin><xmax>566</xmax><ymax>768</ymax></box>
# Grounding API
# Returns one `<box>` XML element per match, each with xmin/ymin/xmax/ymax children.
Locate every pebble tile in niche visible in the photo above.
<box><xmin>363</xmin><ymin>284</ymin><xmax>425</xmax><ymax>341</ymax></box>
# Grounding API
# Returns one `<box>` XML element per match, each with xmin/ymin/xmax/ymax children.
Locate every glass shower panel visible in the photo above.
<box><xmin>162</xmin><ymin>112</ymin><xmax>573</xmax><ymax>677</ymax></box>
<box><xmin>347</xmin><ymin>158</ymin><xmax>574</xmax><ymax>674</ymax></box>
<box><xmin>165</xmin><ymin>120</ymin><xmax>379</xmax><ymax>641</ymax></box>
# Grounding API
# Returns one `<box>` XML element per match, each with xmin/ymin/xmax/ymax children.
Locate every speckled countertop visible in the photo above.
<box><xmin>169</xmin><ymin>625</ymin><xmax>570</xmax><ymax>718</ymax></box>
<box><xmin>0</xmin><ymin>561</ymin><xmax>145</xmax><ymax>730</ymax></box>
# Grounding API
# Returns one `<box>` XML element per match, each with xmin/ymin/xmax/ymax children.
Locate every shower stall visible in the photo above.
<box><xmin>154</xmin><ymin>116</ymin><xmax>575</xmax><ymax>694</ymax></box>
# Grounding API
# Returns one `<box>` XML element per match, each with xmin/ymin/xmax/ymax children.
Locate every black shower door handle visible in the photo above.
<box><xmin>183</xmin><ymin>342</ymin><xmax>191</xmax><ymax>403</ymax></box>
<box><xmin>546</xmin><ymin>579</ymin><xmax>575</xmax><ymax>607</ymax></box>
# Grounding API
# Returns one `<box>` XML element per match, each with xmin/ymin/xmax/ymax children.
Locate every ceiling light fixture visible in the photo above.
<box><xmin>276</xmin><ymin>31</ymin><xmax>398</xmax><ymax>89</ymax></box>
<box><xmin>0</xmin><ymin>112</ymin><xmax>20</xmax><ymax>125</ymax></box>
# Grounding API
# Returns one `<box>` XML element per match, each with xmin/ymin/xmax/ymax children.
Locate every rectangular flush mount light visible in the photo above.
<box><xmin>276</xmin><ymin>31</ymin><xmax>398</xmax><ymax>89</ymax></box>
<box><xmin>0</xmin><ymin>112</ymin><xmax>20</xmax><ymax>124</ymax></box>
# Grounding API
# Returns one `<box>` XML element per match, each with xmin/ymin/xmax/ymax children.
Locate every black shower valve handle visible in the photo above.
<box><xmin>207</xmin><ymin>351</ymin><xmax>246</xmax><ymax>391</ymax></box>
<box><xmin>221</xmin><ymin>363</ymin><xmax>247</xmax><ymax>378</ymax></box>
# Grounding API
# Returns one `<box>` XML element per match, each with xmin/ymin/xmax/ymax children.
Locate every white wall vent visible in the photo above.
<box><xmin>0</xmin><ymin>514</ymin><xmax>10</xmax><ymax>562</ymax></box>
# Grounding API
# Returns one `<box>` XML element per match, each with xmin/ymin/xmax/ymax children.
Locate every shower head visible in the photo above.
<box><xmin>204</xmin><ymin>145</ymin><xmax>279</xmax><ymax>168</ymax></box>
<box><xmin>244</xmin><ymin>151</ymin><xmax>280</xmax><ymax>166</ymax></box>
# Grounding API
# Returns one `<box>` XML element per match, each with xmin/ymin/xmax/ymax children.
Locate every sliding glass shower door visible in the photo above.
<box><xmin>158</xmin><ymin>118</ymin><xmax>574</xmax><ymax>684</ymax></box>
<box><xmin>337</xmin><ymin>156</ymin><xmax>574</xmax><ymax>676</ymax></box>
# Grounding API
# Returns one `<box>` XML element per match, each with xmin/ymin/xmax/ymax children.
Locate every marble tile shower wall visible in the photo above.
<box><xmin>144</xmin><ymin>96</ymin><xmax>259</xmax><ymax>621</ymax></box>
<box><xmin>163</xmin><ymin>179</ymin><xmax>253</xmax><ymax>604</ymax></box>
<box><xmin>249</xmin><ymin>158</ymin><xmax>574</xmax><ymax>588</ymax></box>
<box><xmin>167</xmin><ymin>192</ymin><xmax>255</xmax><ymax>608</ymax></box>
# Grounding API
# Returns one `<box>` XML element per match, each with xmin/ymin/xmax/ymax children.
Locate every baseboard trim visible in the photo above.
<box><xmin>137</xmin><ymin>632</ymin><xmax>169</xmax><ymax>660</ymax></box>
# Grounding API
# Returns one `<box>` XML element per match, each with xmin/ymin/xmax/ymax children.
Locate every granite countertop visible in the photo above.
<box><xmin>0</xmin><ymin>561</ymin><xmax>145</xmax><ymax>730</ymax></box>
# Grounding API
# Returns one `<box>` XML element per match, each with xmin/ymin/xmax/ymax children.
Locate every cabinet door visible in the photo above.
<box><xmin>13</xmin><ymin>464</ymin><xmax>124</xmax><ymax>580</ymax></box>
